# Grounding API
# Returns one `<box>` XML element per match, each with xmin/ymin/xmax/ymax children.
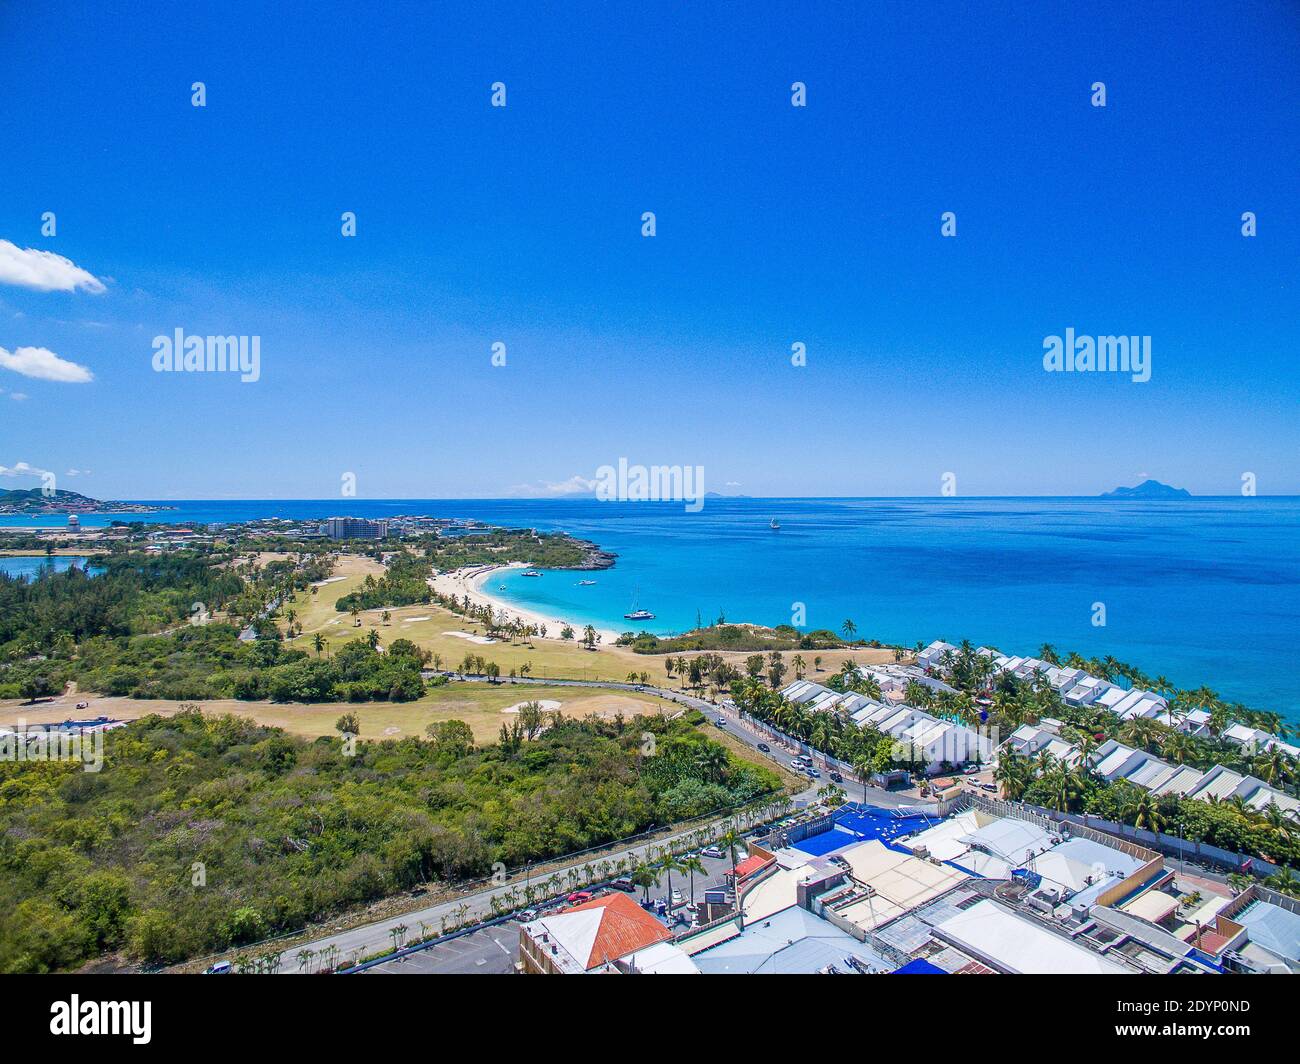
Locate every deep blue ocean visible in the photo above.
<box><xmin>3</xmin><ymin>497</ymin><xmax>1297</xmax><ymax>722</ymax></box>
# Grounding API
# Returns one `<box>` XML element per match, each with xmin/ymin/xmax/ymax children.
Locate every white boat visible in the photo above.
<box><xmin>624</xmin><ymin>589</ymin><xmax>654</xmax><ymax>621</ymax></box>
<box><xmin>770</xmin><ymin>517</ymin><xmax>781</xmax><ymax>530</ymax></box>
<box><xmin>577</xmin><ymin>579</ymin><xmax>597</xmax><ymax>586</ymax></box>
<box><xmin>521</xmin><ymin>570</ymin><xmax>542</xmax><ymax>577</ymax></box>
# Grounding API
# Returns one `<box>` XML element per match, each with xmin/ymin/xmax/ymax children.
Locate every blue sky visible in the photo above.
<box><xmin>0</xmin><ymin>1</ymin><xmax>1297</xmax><ymax>499</ymax></box>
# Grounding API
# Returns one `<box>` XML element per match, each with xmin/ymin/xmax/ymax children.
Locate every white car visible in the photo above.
<box><xmin>671</xmin><ymin>890</ymin><xmax>684</xmax><ymax>905</ymax></box>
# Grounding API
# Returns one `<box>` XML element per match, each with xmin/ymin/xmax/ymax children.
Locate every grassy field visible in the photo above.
<box><xmin>277</xmin><ymin>556</ymin><xmax>901</xmax><ymax>689</ymax></box>
<box><xmin>1</xmin><ymin>682</ymin><xmax>677</xmax><ymax>743</ymax></box>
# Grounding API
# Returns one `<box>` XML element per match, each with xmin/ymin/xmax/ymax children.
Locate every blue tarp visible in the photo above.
<box><xmin>792</xmin><ymin>803</ymin><xmax>935</xmax><ymax>856</ymax></box>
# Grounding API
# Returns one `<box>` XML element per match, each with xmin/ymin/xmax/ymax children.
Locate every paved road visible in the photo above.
<box><xmin>362</xmin><ymin>924</ymin><xmax>521</xmax><ymax>976</ymax></box>
<box><xmin>272</xmin><ymin>793</ymin><xmax>785</xmax><ymax>973</ymax></box>
<box><xmin>359</xmin><ymin>850</ymin><xmax>745</xmax><ymax>975</ymax></box>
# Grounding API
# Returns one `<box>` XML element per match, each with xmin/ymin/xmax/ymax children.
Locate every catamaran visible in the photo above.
<box><xmin>624</xmin><ymin>589</ymin><xmax>654</xmax><ymax>620</ymax></box>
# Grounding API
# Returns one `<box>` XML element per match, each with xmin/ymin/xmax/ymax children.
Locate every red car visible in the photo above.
<box><xmin>566</xmin><ymin>891</ymin><xmax>593</xmax><ymax>905</ymax></box>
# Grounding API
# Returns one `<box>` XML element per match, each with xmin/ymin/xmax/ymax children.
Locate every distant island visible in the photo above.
<box><xmin>0</xmin><ymin>488</ymin><xmax>175</xmax><ymax>515</ymax></box>
<box><xmin>1100</xmin><ymin>479</ymin><xmax>1191</xmax><ymax>500</ymax></box>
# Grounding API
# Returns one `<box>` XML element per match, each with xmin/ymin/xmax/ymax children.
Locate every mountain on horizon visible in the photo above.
<box><xmin>1100</xmin><ymin>479</ymin><xmax>1192</xmax><ymax>499</ymax></box>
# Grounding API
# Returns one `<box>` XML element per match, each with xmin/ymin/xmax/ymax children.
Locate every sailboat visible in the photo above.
<box><xmin>770</xmin><ymin>517</ymin><xmax>781</xmax><ymax>530</ymax></box>
<box><xmin>624</xmin><ymin>589</ymin><xmax>655</xmax><ymax>621</ymax></box>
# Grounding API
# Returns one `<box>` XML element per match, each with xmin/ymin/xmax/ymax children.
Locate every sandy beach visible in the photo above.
<box><xmin>429</xmin><ymin>563</ymin><xmax>621</xmax><ymax>645</ymax></box>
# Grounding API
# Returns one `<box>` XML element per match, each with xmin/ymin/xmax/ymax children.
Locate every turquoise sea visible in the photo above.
<box><xmin>3</xmin><ymin>498</ymin><xmax>1297</xmax><ymax>722</ymax></box>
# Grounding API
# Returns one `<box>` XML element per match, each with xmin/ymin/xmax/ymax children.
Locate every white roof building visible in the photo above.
<box><xmin>916</xmin><ymin>640</ymin><xmax>957</xmax><ymax>670</ymax></box>
<box><xmin>935</xmin><ymin>900</ymin><xmax>1130</xmax><ymax>975</ymax></box>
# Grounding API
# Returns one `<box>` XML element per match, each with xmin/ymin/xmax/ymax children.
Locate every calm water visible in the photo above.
<box><xmin>0</xmin><ymin>555</ymin><xmax>96</xmax><ymax>579</ymax></box>
<box><xmin>3</xmin><ymin>498</ymin><xmax>1297</xmax><ymax>721</ymax></box>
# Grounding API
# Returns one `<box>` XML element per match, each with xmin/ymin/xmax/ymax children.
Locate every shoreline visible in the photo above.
<box><xmin>430</xmin><ymin>563</ymin><xmax>623</xmax><ymax>645</ymax></box>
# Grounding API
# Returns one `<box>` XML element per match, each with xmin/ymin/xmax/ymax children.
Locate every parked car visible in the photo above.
<box><xmin>757</xmin><ymin>743</ymin><xmax>771</xmax><ymax>753</ymax></box>
<box><xmin>805</xmin><ymin>767</ymin><xmax>821</xmax><ymax>778</ymax></box>
<box><xmin>204</xmin><ymin>961</ymin><xmax>232</xmax><ymax>975</ymax></box>
<box><xmin>517</xmin><ymin>908</ymin><xmax>540</xmax><ymax>922</ymax></box>
<box><xmin>714</xmin><ymin>718</ymin><xmax>727</xmax><ymax>727</ymax></box>
<box><xmin>609</xmin><ymin>876</ymin><xmax>635</xmax><ymax>892</ymax></box>
<box><xmin>829</xmin><ymin>770</ymin><xmax>843</xmax><ymax>783</ymax></box>
<box><xmin>980</xmin><ymin>782</ymin><xmax>998</xmax><ymax>792</ymax></box>
<box><xmin>566</xmin><ymin>891</ymin><xmax>593</xmax><ymax>904</ymax></box>
<box><xmin>671</xmin><ymin>889</ymin><xmax>684</xmax><ymax>905</ymax></box>
<box><xmin>702</xmin><ymin>845</ymin><xmax>724</xmax><ymax>859</ymax></box>
<box><xmin>962</xmin><ymin>764</ymin><xmax>981</xmax><ymax>775</ymax></box>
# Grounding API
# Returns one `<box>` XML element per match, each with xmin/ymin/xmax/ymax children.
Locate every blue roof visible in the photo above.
<box><xmin>893</xmin><ymin>958</ymin><xmax>947</xmax><ymax>974</ymax></box>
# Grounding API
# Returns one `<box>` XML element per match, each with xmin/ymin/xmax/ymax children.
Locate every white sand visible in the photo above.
<box><xmin>502</xmin><ymin>699</ymin><xmax>563</xmax><ymax>714</ymax></box>
<box><xmin>429</xmin><ymin>563</ymin><xmax>620</xmax><ymax>645</ymax></box>
<box><xmin>310</xmin><ymin>576</ymin><xmax>347</xmax><ymax>587</ymax></box>
<box><xmin>444</xmin><ymin>631</ymin><xmax>498</xmax><ymax>645</ymax></box>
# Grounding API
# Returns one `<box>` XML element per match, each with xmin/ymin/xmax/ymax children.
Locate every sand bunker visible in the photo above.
<box><xmin>444</xmin><ymin>631</ymin><xmax>497</xmax><ymax>644</ymax></box>
<box><xmin>502</xmin><ymin>699</ymin><xmax>563</xmax><ymax>714</ymax></box>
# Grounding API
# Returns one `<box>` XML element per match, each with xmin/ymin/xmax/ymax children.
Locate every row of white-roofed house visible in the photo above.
<box><xmin>779</xmin><ymin>677</ymin><xmax>992</xmax><ymax>773</ymax></box>
<box><xmin>916</xmin><ymin>639</ymin><xmax>1299</xmax><ymax>760</ymax></box>
<box><xmin>1001</xmin><ymin>718</ymin><xmax>1300</xmax><ymax>821</ymax></box>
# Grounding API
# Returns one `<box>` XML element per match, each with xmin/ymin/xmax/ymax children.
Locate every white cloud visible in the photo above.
<box><xmin>66</xmin><ymin>468</ymin><xmax>89</xmax><ymax>476</ymax></box>
<box><xmin>10</xmin><ymin>392</ymin><xmax>28</xmax><ymax>401</ymax></box>
<box><xmin>0</xmin><ymin>345</ymin><xmax>94</xmax><ymax>383</ymax></box>
<box><xmin>507</xmin><ymin>475</ymin><xmax>596</xmax><ymax>498</ymax></box>
<box><xmin>0</xmin><ymin>461</ymin><xmax>52</xmax><ymax>479</ymax></box>
<box><xmin>0</xmin><ymin>240</ymin><xmax>106</xmax><ymax>293</ymax></box>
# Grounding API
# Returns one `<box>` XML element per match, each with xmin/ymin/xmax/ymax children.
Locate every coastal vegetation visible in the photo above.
<box><xmin>621</xmin><ymin>622</ymin><xmax>873</xmax><ymax>655</ymax></box>
<box><xmin>0</xmin><ymin>551</ymin><xmax>430</xmax><ymax>704</ymax></box>
<box><xmin>0</xmin><ymin>707</ymin><xmax>779</xmax><ymax>972</ymax></box>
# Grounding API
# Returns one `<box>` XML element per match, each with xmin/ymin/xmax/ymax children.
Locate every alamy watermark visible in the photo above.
<box><xmin>1</xmin><ymin>721</ymin><xmax>104</xmax><ymax>772</ymax></box>
<box><xmin>594</xmin><ymin>458</ymin><xmax>705</xmax><ymax>513</ymax></box>
<box><xmin>1043</xmin><ymin>328</ymin><xmax>1150</xmax><ymax>383</ymax></box>
<box><xmin>152</xmin><ymin>328</ymin><xmax>261</xmax><ymax>382</ymax></box>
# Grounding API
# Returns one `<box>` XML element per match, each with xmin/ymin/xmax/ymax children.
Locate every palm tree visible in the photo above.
<box><xmin>630</xmin><ymin>862</ymin><xmax>658</xmax><ymax>903</ymax></box>
<box><xmin>841</xmin><ymin>619</ymin><xmax>857</xmax><ymax>642</ymax></box>
<box><xmin>791</xmin><ymin>654</ymin><xmax>806</xmax><ymax>680</ymax></box>
<box><xmin>720</xmin><ymin>828</ymin><xmax>742</xmax><ymax>885</ymax></box>
<box><xmin>695</xmin><ymin>746</ymin><xmax>728</xmax><ymax>783</ymax></box>
<box><xmin>1161</xmin><ymin>729</ymin><xmax>1196</xmax><ymax>765</ymax></box>
<box><xmin>1268</xmin><ymin>866</ymin><xmax>1300</xmax><ymax>899</ymax></box>
<box><xmin>680</xmin><ymin>854</ymin><xmax>706</xmax><ymax>905</ymax></box>
<box><xmin>1122</xmin><ymin>791</ymin><xmax>1164</xmax><ymax>833</ymax></box>
<box><xmin>994</xmin><ymin>750</ymin><xmax>1031</xmax><ymax>800</ymax></box>
<box><xmin>657</xmin><ymin>853</ymin><xmax>684</xmax><ymax>908</ymax></box>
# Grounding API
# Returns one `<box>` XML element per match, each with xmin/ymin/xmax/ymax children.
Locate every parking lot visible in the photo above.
<box><xmin>363</xmin><ymin>922</ymin><xmax>520</xmax><ymax>975</ymax></box>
